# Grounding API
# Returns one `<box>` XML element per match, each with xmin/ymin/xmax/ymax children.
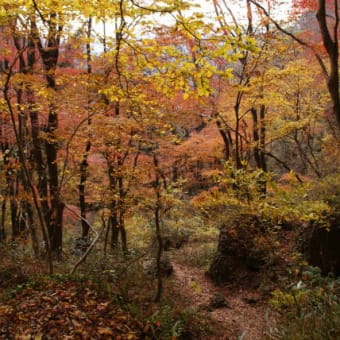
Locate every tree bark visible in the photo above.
<box><xmin>316</xmin><ymin>0</ymin><xmax>340</xmax><ymax>127</ymax></box>
<box><xmin>153</xmin><ymin>154</ymin><xmax>163</xmax><ymax>303</ymax></box>
<box><xmin>79</xmin><ymin>17</ymin><xmax>93</xmax><ymax>240</ymax></box>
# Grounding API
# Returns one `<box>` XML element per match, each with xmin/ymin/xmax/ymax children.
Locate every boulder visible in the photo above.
<box><xmin>208</xmin><ymin>293</ymin><xmax>229</xmax><ymax>310</ymax></box>
<box><xmin>144</xmin><ymin>254</ymin><xmax>173</xmax><ymax>277</ymax></box>
<box><xmin>302</xmin><ymin>214</ymin><xmax>340</xmax><ymax>276</ymax></box>
<box><xmin>208</xmin><ymin>214</ymin><xmax>268</xmax><ymax>285</ymax></box>
<box><xmin>73</xmin><ymin>237</ymin><xmax>92</xmax><ymax>254</ymax></box>
<box><xmin>162</xmin><ymin>232</ymin><xmax>189</xmax><ymax>251</ymax></box>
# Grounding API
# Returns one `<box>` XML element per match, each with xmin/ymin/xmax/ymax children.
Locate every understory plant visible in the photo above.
<box><xmin>269</xmin><ymin>267</ymin><xmax>340</xmax><ymax>339</ymax></box>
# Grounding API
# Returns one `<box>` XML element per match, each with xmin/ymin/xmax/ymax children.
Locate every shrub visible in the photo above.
<box><xmin>172</xmin><ymin>242</ymin><xmax>216</xmax><ymax>269</ymax></box>
<box><xmin>269</xmin><ymin>267</ymin><xmax>340</xmax><ymax>339</ymax></box>
<box><xmin>147</xmin><ymin>305</ymin><xmax>184</xmax><ymax>340</ymax></box>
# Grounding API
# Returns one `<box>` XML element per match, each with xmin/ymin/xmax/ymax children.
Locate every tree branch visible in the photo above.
<box><xmin>249</xmin><ymin>0</ymin><xmax>329</xmax><ymax>78</ymax></box>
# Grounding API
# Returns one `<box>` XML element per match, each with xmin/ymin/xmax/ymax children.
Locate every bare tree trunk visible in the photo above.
<box><xmin>251</xmin><ymin>105</ymin><xmax>267</xmax><ymax>173</ymax></box>
<box><xmin>259</xmin><ymin>104</ymin><xmax>266</xmax><ymax>172</ymax></box>
<box><xmin>79</xmin><ymin>17</ymin><xmax>93</xmax><ymax>240</ymax></box>
<box><xmin>110</xmin><ymin>210</ymin><xmax>119</xmax><ymax>250</ymax></box>
<box><xmin>153</xmin><ymin>154</ymin><xmax>163</xmax><ymax>303</ymax></box>
<box><xmin>35</xmin><ymin>10</ymin><xmax>64</xmax><ymax>259</ymax></box>
<box><xmin>119</xmin><ymin>212</ymin><xmax>127</xmax><ymax>253</ymax></box>
<box><xmin>316</xmin><ymin>0</ymin><xmax>340</xmax><ymax>127</ymax></box>
<box><xmin>234</xmin><ymin>100</ymin><xmax>242</xmax><ymax>169</ymax></box>
<box><xmin>3</xmin><ymin>69</ymin><xmax>53</xmax><ymax>274</ymax></box>
<box><xmin>117</xmin><ymin>175</ymin><xmax>128</xmax><ymax>253</ymax></box>
<box><xmin>215</xmin><ymin>115</ymin><xmax>231</xmax><ymax>161</ymax></box>
<box><xmin>24</xmin><ymin>200</ymin><xmax>39</xmax><ymax>257</ymax></box>
<box><xmin>9</xmin><ymin>184</ymin><xmax>19</xmax><ymax>239</ymax></box>
<box><xmin>0</xmin><ymin>193</ymin><xmax>7</xmax><ymax>243</ymax></box>
<box><xmin>106</xmin><ymin>160</ymin><xmax>119</xmax><ymax>250</ymax></box>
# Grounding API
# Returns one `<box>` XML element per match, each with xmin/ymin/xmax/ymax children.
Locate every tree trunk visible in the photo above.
<box><xmin>215</xmin><ymin>115</ymin><xmax>231</xmax><ymax>161</ymax></box>
<box><xmin>316</xmin><ymin>0</ymin><xmax>340</xmax><ymax>128</ymax></box>
<box><xmin>119</xmin><ymin>216</ymin><xmax>127</xmax><ymax>253</ymax></box>
<box><xmin>234</xmin><ymin>103</ymin><xmax>242</xmax><ymax>169</ymax></box>
<box><xmin>45</xmin><ymin>106</ymin><xmax>63</xmax><ymax>257</ymax></box>
<box><xmin>0</xmin><ymin>195</ymin><xmax>7</xmax><ymax>243</ymax></box>
<box><xmin>153</xmin><ymin>154</ymin><xmax>163</xmax><ymax>303</ymax></box>
<box><xmin>110</xmin><ymin>211</ymin><xmax>119</xmax><ymax>250</ymax></box>
<box><xmin>10</xmin><ymin>187</ymin><xmax>19</xmax><ymax>239</ymax></box>
<box><xmin>24</xmin><ymin>200</ymin><xmax>39</xmax><ymax>257</ymax></box>
<box><xmin>36</xmin><ymin>11</ymin><xmax>63</xmax><ymax>258</ymax></box>
<box><xmin>117</xmin><ymin>175</ymin><xmax>128</xmax><ymax>253</ymax></box>
<box><xmin>251</xmin><ymin>105</ymin><xmax>267</xmax><ymax>172</ymax></box>
<box><xmin>79</xmin><ymin>17</ymin><xmax>92</xmax><ymax>240</ymax></box>
<box><xmin>79</xmin><ymin>140</ymin><xmax>91</xmax><ymax>239</ymax></box>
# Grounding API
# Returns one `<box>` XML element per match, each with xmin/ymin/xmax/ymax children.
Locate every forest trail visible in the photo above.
<box><xmin>172</xmin><ymin>262</ymin><xmax>272</xmax><ymax>339</ymax></box>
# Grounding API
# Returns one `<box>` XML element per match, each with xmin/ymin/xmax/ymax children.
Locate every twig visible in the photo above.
<box><xmin>67</xmin><ymin>205</ymin><xmax>104</xmax><ymax>275</ymax></box>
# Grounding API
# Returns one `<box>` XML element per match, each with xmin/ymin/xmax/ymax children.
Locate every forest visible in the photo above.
<box><xmin>0</xmin><ymin>0</ymin><xmax>339</xmax><ymax>338</ymax></box>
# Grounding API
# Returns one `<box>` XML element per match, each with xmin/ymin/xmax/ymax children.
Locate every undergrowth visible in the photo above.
<box><xmin>268</xmin><ymin>267</ymin><xmax>340</xmax><ymax>339</ymax></box>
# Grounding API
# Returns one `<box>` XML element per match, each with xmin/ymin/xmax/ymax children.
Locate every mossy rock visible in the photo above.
<box><xmin>208</xmin><ymin>213</ymin><xmax>270</xmax><ymax>284</ymax></box>
<box><xmin>302</xmin><ymin>213</ymin><xmax>340</xmax><ymax>276</ymax></box>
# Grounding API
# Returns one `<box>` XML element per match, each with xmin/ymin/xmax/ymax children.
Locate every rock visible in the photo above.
<box><xmin>243</xmin><ymin>297</ymin><xmax>258</xmax><ymax>305</ymax></box>
<box><xmin>245</xmin><ymin>251</ymin><xmax>266</xmax><ymax>271</ymax></box>
<box><xmin>198</xmin><ymin>294</ymin><xmax>230</xmax><ymax>312</ymax></box>
<box><xmin>162</xmin><ymin>231</ymin><xmax>190</xmax><ymax>251</ymax></box>
<box><xmin>159</xmin><ymin>254</ymin><xmax>173</xmax><ymax>277</ymax></box>
<box><xmin>208</xmin><ymin>254</ymin><xmax>243</xmax><ymax>285</ymax></box>
<box><xmin>302</xmin><ymin>214</ymin><xmax>340</xmax><ymax>276</ymax></box>
<box><xmin>144</xmin><ymin>254</ymin><xmax>173</xmax><ymax>277</ymax></box>
<box><xmin>208</xmin><ymin>213</ymin><xmax>268</xmax><ymax>284</ymax></box>
<box><xmin>208</xmin><ymin>293</ymin><xmax>229</xmax><ymax>310</ymax></box>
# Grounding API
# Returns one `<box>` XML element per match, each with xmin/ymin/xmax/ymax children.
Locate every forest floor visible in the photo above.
<box><xmin>0</xmin><ymin>263</ymin><xmax>273</xmax><ymax>340</ymax></box>
<box><xmin>171</xmin><ymin>261</ymin><xmax>275</xmax><ymax>339</ymax></box>
<box><xmin>0</xmin><ymin>238</ymin><xmax>279</xmax><ymax>340</ymax></box>
<box><xmin>0</xmin><ymin>276</ymin><xmax>151</xmax><ymax>339</ymax></box>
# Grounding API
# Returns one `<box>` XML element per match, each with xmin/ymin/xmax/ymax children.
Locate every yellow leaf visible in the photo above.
<box><xmin>190</xmin><ymin>280</ymin><xmax>202</xmax><ymax>294</ymax></box>
<box><xmin>0</xmin><ymin>305</ymin><xmax>13</xmax><ymax>315</ymax></box>
<box><xmin>183</xmin><ymin>92</ymin><xmax>189</xmax><ymax>100</ymax></box>
<box><xmin>127</xmin><ymin>333</ymin><xmax>137</xmax><ymax>340</ymax></box>
<box><xmin>97</xmin><ymin>327</ymin><xmax>113</xmax><ymax>335</ymax></box>
<box><xmin>17</xmin><ymin>312</ymin><xmax>28</xmax><ymax>321</ymax></box>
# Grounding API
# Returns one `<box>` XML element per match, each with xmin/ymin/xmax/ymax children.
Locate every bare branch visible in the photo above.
<box><xmin>249</xmin><ymin>0</ymin><xmax>329</xmax><ymax>78</ymax></box>
<box><xmin>68</xmin><ymin>205</ymin><xmax>105</xmax><ymax>275</ymax></box>
<box><xmin>265</xmin><ymin>151</ymin><xmax>303</xmax><ymax>183</ymax></box>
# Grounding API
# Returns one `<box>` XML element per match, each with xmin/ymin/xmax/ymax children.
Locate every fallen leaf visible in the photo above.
<box><xmin>127</xmin><ymin>332</ymin><xmax>137</xmax><ymax>340</ymax></box>
<box><xmin>71</xmin><ymin>309</ymin><xmax>86</xmax><ymax>319</ymax></box>
<box><xmin>85</xmin><ymin>299</ymin><xmax>97</xmax><ymax>307</ymax></box>
<box><xmin>49</xmin><ymin>328</ymin><xmax>58</xmax><ymax>336</ymax></box>
<box><xmin>41</xmin><ymin>296</ymin><xmax>54</xmax><ymax>303</ymax></box>
<box><xmin>97</xmin><ymin>302</ymin><xmax>109</xmax><ymax>312</ymax></box>
<box><xmin>97</xmin><ymin>327</ymin><xmax>113</xmax><ymax>335</ymax></box>
<box><xmin>0</xmin><ymin>305</ymin><xmax>13</xmax><ymax>315</ymax></box>
<box><xmin>17</xmin><ymin>312</ymin><xmax>28</xmax><ymax>321</ymax></box>
<box><xmin>71</xmin><ymin>319</ymin><xmax>81</xmax><ymax>328</ymax></box>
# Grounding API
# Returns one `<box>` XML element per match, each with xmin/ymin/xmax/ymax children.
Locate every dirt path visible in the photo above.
<box><xmin>171</xmin><ymin>262</ymin><xmax>272</xmax><ymax>339</ymax></box>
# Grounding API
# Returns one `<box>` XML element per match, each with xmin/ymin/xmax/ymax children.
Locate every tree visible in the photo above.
<box><xmin>250</xmin><ymin>0</ymin><xmax>340</xmax><ymax>129</ymax></box>
<box><xmin>0</xmin><ymin>0</ymin><xmax>101</xmax><ymax>264</ymax></box>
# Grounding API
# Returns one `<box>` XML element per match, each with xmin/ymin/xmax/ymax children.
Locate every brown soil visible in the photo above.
<box><xmin>171</xmin><ymin>262</ymin><xmax>274</xmax><ymax>339</ymax></box>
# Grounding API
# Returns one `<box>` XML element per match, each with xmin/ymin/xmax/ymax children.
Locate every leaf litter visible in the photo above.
<box><xmin>0</xmin><ymin>278</ymin><xmax>152</xmax><ymax>339</ymax></box>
